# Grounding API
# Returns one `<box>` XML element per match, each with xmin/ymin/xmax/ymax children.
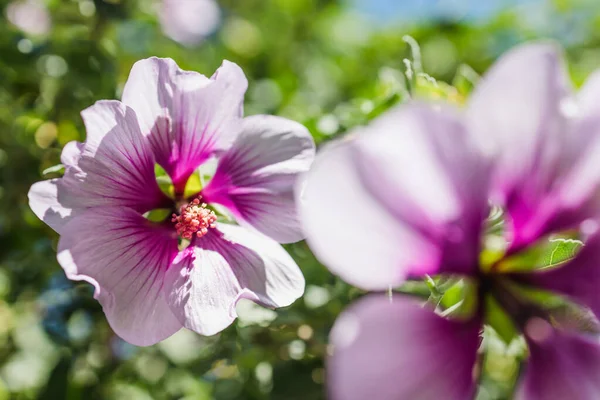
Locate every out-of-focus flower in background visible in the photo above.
<box><xmin>300</xmin><ymin>42</ymin><xmax>600</xmax><ymax>399</ymax></box>
<box><xmin>5</xmin><ymin>0</ymin><xmax>51</xmax><ymax>37</ymax></box>
<box><xmin>158</xmin><ymin>0</ymin><xmax>221</xmax><ymax>46</ymax></box>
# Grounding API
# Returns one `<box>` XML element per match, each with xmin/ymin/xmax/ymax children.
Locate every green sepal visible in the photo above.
<box><xmin>439</xmin><ymin>278</ymin><xmax>478</xmax><ymax>319</ymax></box>
<box><xmin>484</xmin><ymin>295</ymin><xmax>519</xmax><ymax>345</ymax></box>
<box><xmin>143</xmin><ymin>208</ymin><xmax>172</xmax><ymax>223</ymax></box>
<box><xmin>155</xmin><ymin>164</ymin><xmax>174</xmax><ymax>198</ymax></box>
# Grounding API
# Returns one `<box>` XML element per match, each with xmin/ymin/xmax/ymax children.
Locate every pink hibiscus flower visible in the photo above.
<box><xmin>29</xmin><ymin>58</ymin><xmax>314</xmax><ymax>346</ymax></box>
<box><xmin>300</xmin><ymin>43</ymin><xmax>600</xmax><ymax>399</ymax></box>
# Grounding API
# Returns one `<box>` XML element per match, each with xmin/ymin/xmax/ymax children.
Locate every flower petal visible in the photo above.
<box><xmin>60</xmin><ymin>140</ymin><xmax>84</xmax><ymax>167</ymax></box>
<box><xmin>57</xmin><ymin>207</ymin><xmax>181</xmax><ymax>346</ymax></box>
<box><xmin>466</xmin><ymin>43</ymin><xmax>576</xmax><ymax>247</ymax></box>
<box><xmin>28</xmin><ymin>179</ymin><xmax>73</xmax><ymax>234</ymax></box>
<box><xmin>515</xmin><ymin>327</ymin><xmax>600</xmax><ymax>400</ymax></box>
<box><xmin>579</xmin><ymin>70</ymin><xmax>600</xmax><ymax>116</ymax></box>
<box><xmin>28</xmin><ymin>101</ymin><xmax>167</xmax><ymax>233</ymax></box>
<box><xmin>544</xmin><ymin>74</ymin><xmax>600</xmax><ymax>231</ymax></box>
<box><xmin>164</xmin><ymin>223</ymin><xmax>304</xmax><ymax>335</ymax></box>
<box><xmin>300</xmin><ymin>104</ymin><xmax>489</xmax><ymax>290</ymax></box>
<box><xmin>329</xmin><ymin>295</ymin><xmax>480</xmax><ymax>400</ymax></box>
<box><xmin>76</xmin><ymin>100</ymin><xmax>168</xmax><ymax>210</ymax></box>
<box><xmin>201</xmin><ymin>115</ymin><xmax>315</xmax><ymax>243</ymax></box>
<box><xmin>121</xmin><ymin>57</ymin><xmax>248</xmax><ymax>189</ymax></box>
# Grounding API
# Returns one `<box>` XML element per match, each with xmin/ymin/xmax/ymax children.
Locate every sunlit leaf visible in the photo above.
<box><xmin>42</xmin><ymin>164</ymin><xmax>65</xmax><ymax>176</ymax></box>
<box><xmin>495</xmin><ymin>237</ymin><xmax>582</xmax><ymax>273</ymax></box>
<box><xmin>540</xmin><ymin>238</ymin><xmax>582</xmax><ymax>269</ymax></box>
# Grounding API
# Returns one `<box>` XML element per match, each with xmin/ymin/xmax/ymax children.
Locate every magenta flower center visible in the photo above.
<box><xmin>171</xmin><ymin>197</ymin><xmax>217</xmax><ymax>240</ymax></box>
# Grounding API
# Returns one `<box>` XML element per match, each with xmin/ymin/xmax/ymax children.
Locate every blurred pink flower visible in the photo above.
<box><xmin>159</xmin><ymin>0</ymin><xmax>221</xmax><ymax>46</ymax></box>
<box><xmin>300</xmin><ymin>43</ymin><xmax>600</xmax><ymax>399</ymax></box>
<box><xmin>6</xmin><ymin>0</ymin><xmax>51</xmax><ymax>36</ymax></box>
<box><xmin>29</xmin><ymin>58</ymin><xmax>314</xmax><ymax>346</ymax></box>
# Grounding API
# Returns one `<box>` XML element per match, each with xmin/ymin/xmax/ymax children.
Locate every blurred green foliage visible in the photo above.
<box><xmin>2</xmin><ymin>0</ymin><xmax>600</xmax><ymax>399</ymax></box>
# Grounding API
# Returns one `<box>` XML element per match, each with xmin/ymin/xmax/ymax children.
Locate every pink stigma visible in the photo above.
<box><xmin>171</xmin><ymin>197</ymin><xmax>217</xmax><ymax>240</ymax></box>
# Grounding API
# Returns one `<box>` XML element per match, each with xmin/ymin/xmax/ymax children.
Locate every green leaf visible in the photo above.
<box><xmin>512</xmin><ymin>285</ymin><xmax>566</xmax><ymax>310</ymax></box>
<box><xmin>540</xmin><ymin>238</ymin><xmax>582</xmax><ymax>269</ymax></box>
<box><xmin>396</xmin><ymin>280</ymin><xmax>430</xmax><ymax>298</ymax></box>
<box><xmin>484</xmin><ymin>295</ymin><xmax>519</xmax><ymax>345</ymax></box>
<box><xmin>514</xmin><ymin>285</ymin><xmax>598</xmax><ymax>333</ymax></box>
<box><xmin>495</xmin><ymin>237</ymin><xmax>582</xmax><ymax>272</ymax></box>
